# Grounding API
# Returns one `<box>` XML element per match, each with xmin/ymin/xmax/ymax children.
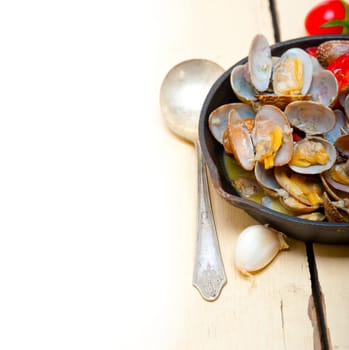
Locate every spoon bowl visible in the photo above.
<box><xmin>160</xmin><ymin>59</ymin><xmax>225</xmax><ymax>142</ymax></box>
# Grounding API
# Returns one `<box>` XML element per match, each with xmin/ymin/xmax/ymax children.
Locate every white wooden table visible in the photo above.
<box><xmin>1</xmin><ymin>0</ymin><xmax>348</xmax><ymax>349</ymax></box>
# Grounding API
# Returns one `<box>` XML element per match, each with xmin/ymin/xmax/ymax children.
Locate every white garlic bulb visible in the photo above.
<box><xmin>234</xmin><ymin>224</ymin><xmax>289</xmax><ymax>276</ymax></box>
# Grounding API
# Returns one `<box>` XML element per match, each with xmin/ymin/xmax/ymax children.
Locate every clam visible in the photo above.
<box><xmin>309</xmin><ymin>55</ymin><xmax>325</xmax><ymax>73</ymax></box>
<box><xmin>323</xmin><ymin>191</ymin><xmax>349</xmax><ymax>222</ymax></box>
<box><xmin>248</xmin><ymin>34</ymin><xmax>272</xmax><ymax>92</ymax></box>
<box><xmin>285</xmin><ymin>100</ymin><xmax>337</xmax><ymax>174</ymax></box>
<box><xmin>274</xmin><ymin>166</ymin><xmax>324</xmax><ymax>207</ymax></box>
<box><xmin>254</xmin><ymin>162</ymin><xmax>319</xmax><ymax>214</ymax></box>
<box><xmin>316</xmin><ymin>40</ymin><xmax>349</xmax><ymax>67</ymax></box>
<box><xmin>285</xmin><ymin>100</ymin><xmax>336</xmax><ymax>135</ymax></box>
<box><xmin>224</xmin><ymin>108</ymin><xmax>255</xmax><ymax>170</ymax></box>
<box><xmin>323</xmin><ymin>160</ymin><xmax>349</xmax><ymax>194</ymax></box>
<box><xmin>312</xmin><ymin>110</ymin><xmax>349</xmax><ymax>200</ymax></box>
<box><xmin>289</xmin><ymin>136</ymin><xmax>337</xmax><ymax>175</ymax></box>
<box><xmin>252</xmin><ymin>105</ymin><xmax>293</xmax><ymax>169</ymax></box>
<box><xmin>321</xmin><ymin>171</ymin><xmax>349</xmax><ymax>201</ymax></box>
<box><xmin>230</xmin><ymin>64</ymin><xmax>257</xmax><ymax>105</ymax></box>
<box><xmin>254</xmin><ymin>161</ymin><xmax>286</xmax><ymax>197</ymax></box>
<box><xmin>272</xmin><ymin>48</ymin><xmax>313</xmax><ymax>96</ymax></box>
<box><xmin>308</xmin><ymin>70</ymin><xmax>338</xmax><ymax>107</ymax></box>
<box><xmin>279</xmin><ymin>194</ymin><xmax>320</xmax><ymax>214</ymax></box>
<box><xmin>223</xmin><ymin>104</ymin><xmax>293</xmax><ymax>171</ymax></box>
<box><xmin>330</xmin><ymin>161</ymin><xmax>349</xmax><ymax>187</ymax></box>
<box><xmin>335</xmin><ymin>133</ymin><xmax>349</xmax><ymax>158</ymax></box>
<box><xmin>208</xmin><ymin>103</ymin><xmax>255</xmax><ymax>144</ymax></box>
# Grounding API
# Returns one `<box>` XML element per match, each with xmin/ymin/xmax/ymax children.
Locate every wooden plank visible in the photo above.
<box><xmin>276</xmin><ymin>0</ymin><xmax>349</xmax><ymax>348</ymax></box>
<box><xmin>153</xmin><ymin>0</ymin><xmax>314</xmax><ymax>349</ymax></box>
<box><xmin>311</xmin><ymin>245</ymin><xmax>349</xmax><ymax>349</ymax></box>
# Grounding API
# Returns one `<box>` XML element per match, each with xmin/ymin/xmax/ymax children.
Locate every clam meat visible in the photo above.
<box><xmin>272</xmin><ymin>48</ymin><xmax>313</xmax><ymax>96</ymax></box>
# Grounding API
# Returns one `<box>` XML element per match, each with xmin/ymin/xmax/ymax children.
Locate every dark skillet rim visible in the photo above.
<box><xmin>199</xmin><ymin>34</ymin><xmax>349</xmax><ymax>242</ymax></box>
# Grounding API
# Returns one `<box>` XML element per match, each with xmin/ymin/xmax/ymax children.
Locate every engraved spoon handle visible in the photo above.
<box><xmin>192</xmin><ymin>140</ymin><xmax>227</xmax><ymax>301</ymax></box>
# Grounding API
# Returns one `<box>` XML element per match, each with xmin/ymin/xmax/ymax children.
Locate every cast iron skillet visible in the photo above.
<box><xmin>199</xmin><ymin>34</ymin><xmax>349</xmax><ymax>244</ymax></box>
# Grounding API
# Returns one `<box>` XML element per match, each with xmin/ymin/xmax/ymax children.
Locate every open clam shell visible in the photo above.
<box><xmin>279</xmin><ymin>195</ymin><xmax>320</xmax><ymax>214</ymax></box>
<box><xmin>321</xmin><ymin>171</ymin><xmax>349</xmax><ymax>200</ymax></box>
<box><xmin>254</xmin><ymin>162</ymin><xmax>283</xmax><ymax>197</ymax></box>
<box><xmin>309</xmin><ymin>55</ymin><xmax>325</xmax><ymax>73</ymax></box>
<box><xmin>272</xmin><ymin>48</ymin><xmax>313</xmax><ymax>96</ymax></box>
<box><xmin>252</xmin><ymin>104</ymin><xmax>293</xmax><ymax>168</ymax></box>
<box><xmin>323</xmin><ymin>160</ymin><xmax>349</xmax><ymax>194</ymax></box>
<box><xmin>285</xmin><ymin>100</ymin><xmax>336</xmax><ymax>135</ymax></box>
<box><xmin>224</xmin><ymin>108</ymin><xmax>255</xmax><ymax>171</ymax></box>
<box><xmin>323</xmin><ymin>192</ymin><xmax>349</xmax><ymax>222</ymax></box>
<box><xmin>308</xmin><ymin>70</ymin><xmax>338</xmax><ymax>107</ymax></box>
<box><xmin>254</xmin><ymin>162</ymin><xmax>320</xmax><ymax>214</ymax></box>
<box><xmin>230</xmin><ymin>64</ymin><xmax>257</xmax><ymax>105</ymax></box>
<box><xmin>248</xmin><ymin>34</ymin><xmax>272</xmax><ymax>92</ymax></box>
<box><xmin>316</xmin><ymin>40</ymin><xmax>349</xmax><ymax>67</ymax></box>
<box><xmin>208</xmin><ymin>103</ymin><xmax>255</xmax><ymax>144</ymax></box>
<box><xmin>274</xmin><ymin>166</ymin><xmax>324</xmax><ymax>207</ymax></box>
<box><xmin>289</xmin><ymin>136</ymin><xmax>337</xmax><ymax>175</ymax></box>
<box><xmin>335</xmin><ymin>134</ymin><xmax>349</xmax><ymax>158</ymax></box>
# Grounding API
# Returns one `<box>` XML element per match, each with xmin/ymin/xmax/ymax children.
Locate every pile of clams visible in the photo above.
<box><xmin>208</xmin><ymin>34</ymin><xmax>349</xmax><ymax>223</ymax></box>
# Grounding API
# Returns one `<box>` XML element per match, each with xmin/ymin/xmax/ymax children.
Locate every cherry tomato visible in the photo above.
<box><xmin>305</xmin><ymin>47</ymin><xmax>318</xmax><ymax>57</ymax></box>
<box><xmin>327</xmin><ymin>52</ymin><xmax>349</xmax><ymax>101</ymax></box>
<box><xmin>304</xmin><ymin>0</ymin><xmax>348</xmax><ymax>35</ymax></box>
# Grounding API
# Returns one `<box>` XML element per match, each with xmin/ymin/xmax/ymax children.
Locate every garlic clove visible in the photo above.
<box><xmin>234</xmin><ymin>224</ymin><xmax>289</xmax><ymax>276</ymax></box>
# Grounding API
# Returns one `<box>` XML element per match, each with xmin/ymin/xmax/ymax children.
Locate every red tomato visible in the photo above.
<box><xmin>305</xmin><ymin>47</ymin><xmax>318</xmax><ymax>57</ymax></box>
<box><xmin>304</xmin><ymin>0</ymin><xmax>348</xmax><ymax>35</ymax></box>
<box><xmin>327</xmin><ymin>53</ymin><xmax>349</xmax><ymax>102</ymax></box>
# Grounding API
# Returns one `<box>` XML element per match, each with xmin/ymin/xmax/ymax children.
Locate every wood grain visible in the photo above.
<box><xmin>277</xmin><ymin>0</ymin><xmax>349</xmax><ymax>348</ymax></box>
<box><xmin>152</xmin><ymin>0</ymin><xmax>315</xmax><ymax>349</ymax></box>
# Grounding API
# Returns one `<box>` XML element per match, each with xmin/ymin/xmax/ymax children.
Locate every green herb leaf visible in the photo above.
<box><xmin>321</xmin><ymin>19</ymin><xmax>349</xmax><ymax>27</ymax></box>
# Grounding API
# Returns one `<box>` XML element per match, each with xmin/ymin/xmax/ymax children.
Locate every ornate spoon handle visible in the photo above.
<box><xmin>192</xmin><ymin>140</ymin><xmax>227</xmax><ymax>301</ymax></box>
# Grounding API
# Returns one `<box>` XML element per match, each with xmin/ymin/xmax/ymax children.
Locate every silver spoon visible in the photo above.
<box><xmin>160</xmin><ymin>59</ymin><xmax>227</xmax><ymax>301</ymax></box>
